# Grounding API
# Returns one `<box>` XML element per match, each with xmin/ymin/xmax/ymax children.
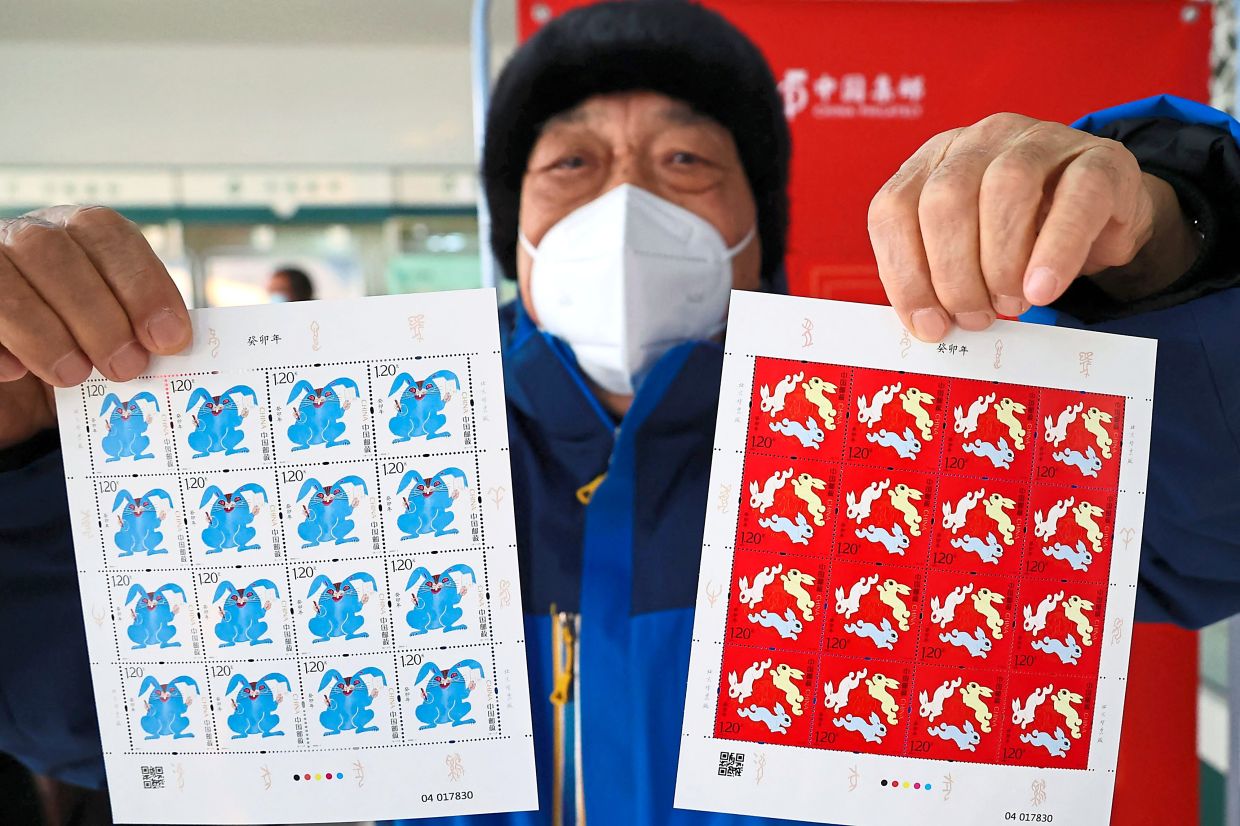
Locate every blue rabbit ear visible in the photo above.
<box><xmin>247</xmin><ymin>579</ymin><xmax>281</xmax><ymax>599</ymax></box>
<box><xmin>130</xmin><ymin>391</ymin><xmax>161</xmax><ymax>411</ymax></box>
<box><xmin>258</xmin><ymin>673</ymin><xmax>292</xmax><ymax>691</ymax></box>
<box><xmin>186</xmin><ymin>387</ymin><xmax>213</xmax><ymax>411</ymax></box>
<box><xmin>112</xmin><ymin>490</ymin><xmax>136</xmax><ymax>511</ymax></box>
<box><xmin>413</xmin><ymin>661</ymin><xmax>441</xmax><ymax>685</ymax></box>
<box><xmin>99</xmin><ymin>393</ymin><xmax>122</xmax><ymax>416</ymax></box>
<box><xmin>396</xmin><ymin>469</ymin><xmax>425</xmax><ymax>494</ymax></box>
<box><xmin>286</xmin><ymin>380</ymin><xmax>316</xmax><ymax>405</ymax></box>
<box><xmin>327</xmin><ymin>377</ymin><xmax>360</xmax><ymax>397</ymax></box>
<box><xmin>138</xmin><ymin>675</ymin><xmax>162</xmax><ymax>695</ymax></box>
<box><xmin>345</xmin><ymin>571</ymin><xmax>378</xmax><ymax>591</ymax></box>
<box><xmin>226</xmin><ymin>673</ymin><xmax>249</xmax><ymax>695</ymax></box>
<box><xmin>159</xmin><ymin>583</ymin><xmax>188</xmax><ymax>602</ymax></box>
<box><xmin>333</xmin><ymin>475</ymin><xmax>369</xmax><ymax>496</ymax></box>
<box><xmin>451</xmin><ymin>659</ymin><xmax>486</xmax><ymax>679</ymax></box>
<box><xmin>199</xmin><ymin>486</ymin><xmax>225</xmax><ymax>509</ymax></box>
<box><xmin>170</xmin><ymin>675</ymin><xmax>200</xmax><ymax>694</ymax></box>
<box><xmin>305</xmin><ymin>575</ymin><xmax>334</xmax><ymax>598</ymax></box>
<box><xmin>212</xmin><ymin>581</ymin><xmax>238</xmax><ymax>603</ymax></box>
<box><xmin>440</xmin><ymin>564</ymin><xmax>476</xmax><ymax>583</ymax></box>
<box><xmin>423</xmin><ymin>370</ymin><xmax>460</xmax><ymax>389</ymax></box>
<box><xmin>296</xmin><ymin>478</ymin><xmax>324</xmax><ymax>502</ymax></box>
<box><xmin>233</xmin><ymin>483</ymin><xmax>268</xmax><ymax>502</ymax></box>
<box><xmin>353</xmin><ymin>666</ymin><xmax>388</xmax><ymax>686</ymax></box>
<box><xmin>434</xmin><ymin>467</ymin><xmax>469</xmax><ymax>487</ymax></box>
<box><xmin>318</xmin><ymin>670</ymin><xmax>344</xmax><ymax>692</ymax></box>
<box><xmin>124</xmin><ymin>583</ymin><xmax>148</xmax><ymax>605</ymax></box>
<box><xmin>144</xmin><ymin>489</ymin><xmax>175</xmax><ymax>508</ymax></box>
<box><xmin>404</xmin><ymin>567</ymin><xmax>432</xmax><ymax>591</ymax></box>
<box><xmin>388</xmin><ymin>373</ymin><xmax>415</xmax><ymax>397</ymax></box>
<box><xmin>222</xmin><ymin>385</ymin><xmax>258</xmax><ymax>405</ymax></box>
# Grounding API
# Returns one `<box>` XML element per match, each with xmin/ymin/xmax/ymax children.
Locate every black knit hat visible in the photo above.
<box><xmin>482</xmin><ymin>0</ymin><xmax>790</xmax><ymax>285</ymax></box>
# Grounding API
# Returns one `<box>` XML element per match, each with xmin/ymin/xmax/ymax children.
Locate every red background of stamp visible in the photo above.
<box><xmin>1025</xmin><ymin>484</ymin><xmax>1118</xmax><ymax>584</ymax></box>
<box><xmin>749</xmin><ymin>358</ymin><xmax>852</xmax><ymax>462</ymax></box>
<box><xmin>1033</xmin><ymin>388</ymin><xmax>1125</xmax><ymax>490</ymax></box>
<box><xmin>717</xmin><ymin>358</ymin><xmax>1121</xmax><ymax>769</ymax></box>
<box><xmin>1001</xmin><ymin>671</ymin><xmax>1097</xmax><ymax>770</ymax></box>
<box><xmin>813</xmin><ymin>657</ymin><xmax>913</xmax><ymax>756</ymax></box>
<box><xmin>836</xmin><ymin>465</ymin><xmax>936</xmax><ymax>568</ymax></box>
<box><xmin>717</xmin><ymin>645</ymin><xmax>816</xmax><ymax>746</ymax></box>
<box><xmin>727</xmin><ymin>549</ymin><xmax>828</xmax><ymax>654</ymax></box>
<box><xmin>940</xmin><ymin>377</ymin><xmax>1039</xmax><ymax>482</ymax></box>
<box><xmin>930</xmin><ymin>475</ymin><xmax>1029</xmax><ymax>577</ymax></box>
<box><xmin>919</xmin><ymin>571</ymin><xmax>1017</xmax><ymax>671</ymax></box>
<box><xmin>907</xmin><ymin>664</ymin><xmax>1007</xmax><ymax>764</ymax></box>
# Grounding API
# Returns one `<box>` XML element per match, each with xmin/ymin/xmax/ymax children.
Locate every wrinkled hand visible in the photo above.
<box><xmin>0</xmin><ymin>206</ymin><xmax>191</xmax><ymax>446</ymax></box>
<box><xmin>868</xmin><ymin>114</ymin><xmax>1196</xmax><ymax>341</ymax></box>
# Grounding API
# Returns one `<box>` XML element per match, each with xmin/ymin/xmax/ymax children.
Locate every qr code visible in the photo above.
<box><xmin>717</xmin><ymin>751</ymin><xmax>744</xmax><ymax>777</ymax></box>
<box><xmin>141</xmin><ymin>765</ymin><xmax>165</xmax><ymax>790</ymax></box>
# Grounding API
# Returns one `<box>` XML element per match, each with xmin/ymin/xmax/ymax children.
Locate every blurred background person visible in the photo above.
<box><xmin>267</xmin><ymin>264</ymin><xmax>316</xmax><ymax>302</ymax></box>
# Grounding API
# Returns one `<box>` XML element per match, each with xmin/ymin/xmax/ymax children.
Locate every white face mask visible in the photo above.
<box><xmin>521</xmin><ymin>184</ymin><xmax>755</xmax><ymax>396</ymax></box>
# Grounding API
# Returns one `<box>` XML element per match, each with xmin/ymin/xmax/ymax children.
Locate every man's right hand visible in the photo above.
<box><xmin>0</xmin><ymin>206</ymin><xmax>191</xmax><ymax>448</ymax></box>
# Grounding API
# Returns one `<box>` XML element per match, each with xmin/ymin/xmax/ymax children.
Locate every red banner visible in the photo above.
<box><xmin>519</xmin><ymin>0</ymin><xmax>1211</xmax><ymax>303</ymax></box>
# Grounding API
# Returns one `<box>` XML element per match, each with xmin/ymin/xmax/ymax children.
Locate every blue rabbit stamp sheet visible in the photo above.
<box><xmin>55</xmin><ymin>289</ymin><xmax>536</xmax><ymax>824</ymax></box>
<box><xmin>676</xmin><ymin>292</ymin><xmax>1156</xmax><ymax>826</ymax></box>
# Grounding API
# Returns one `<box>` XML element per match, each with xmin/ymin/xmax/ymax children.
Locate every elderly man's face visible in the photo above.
<box><xmin>516</xmin><ymin>91</ymin><xmax>762</xmax><ymax>324</ymax></box>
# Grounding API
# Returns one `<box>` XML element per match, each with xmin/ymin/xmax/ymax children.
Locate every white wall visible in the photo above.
<box><xmin>0</xmin><ymin>40</ymin><xmax>507</xmax><ymax>167</ymax></box>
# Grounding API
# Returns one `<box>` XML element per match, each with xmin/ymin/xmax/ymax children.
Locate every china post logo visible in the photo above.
<box><xmin>779</xmin><ymin>69</ymin><xmax>926</xmax><ymax>122</ymax></box>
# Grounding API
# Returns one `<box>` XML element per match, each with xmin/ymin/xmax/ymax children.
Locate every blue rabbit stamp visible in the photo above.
<box><xmin>406</xmin><ymin>565</ymin><xmax>476</xmax><ymax>636</ymax></box>
<box><xmin>99</xmin><ymin>391</ymin><xmax>160</xmax><ymax>462</ymax></box>
<box><xmin>226</xmin><ymin>672</ymin><xmax>292</xmax><ymax>739</ymax></box>
<box><xmin>296</xmin><ymin>476</ymin><xmax>368</xmax><ymax>548</ymax></box>
<box><xmin>388</xmin><ymin>370</ymin><xmax>460</xmax><ymax>442</ymax></box>
<box><xmin>286</xmin><ymin>378</ymin><xmax>360</xmax><ymax>451</ymax></box>
<box><xmin>138</xmin><ymin>675</ymin><xmax>199</xmax><ymax>740</ymax></box>
<box><xmin>112</xmin><ymin>489</ymin><xmax>174</xmax><ymax>556</ymax></box>
<box><xmin>306</xmin><ymin>573</ymin><xmax>378</xmax><ymax>643</ymax></box>
<box><xmin>414</xmin><ymin>659</ymin><xmax>485</xmax><ymax>730</ymax></box>
<box><xmin>125</xmin><ymin>583</ymin><xmax>186</xmax><ymax>649</ymax></box>
<box><xmin>318</xmin><ymin>667</ymin><xmax>387</xmax><ymax>735</ymax></box>
<box><xmin>185</xmin><ymin>385</ymin><xmax>258</xmax><ymax>457</ymax></box>
<box><xmin>200</xmin><ymin>483</ymin><xmax>268</xmax><ymax>553</ymax></box>
<box><xmin>396</xmin><ymin>467</ymin><xmax>469</xmax><ymax>540</ymax></box>
<box><xmin>213</xmin><ymin>579</ymin><xmax>280</xmax><ymax>647</ymax></box>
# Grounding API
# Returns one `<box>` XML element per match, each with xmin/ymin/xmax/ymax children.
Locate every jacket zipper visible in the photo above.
<box><xmin>550</xmin><ymin>605</ymin><xmax>584</xmax><ymax>825</ymax></box>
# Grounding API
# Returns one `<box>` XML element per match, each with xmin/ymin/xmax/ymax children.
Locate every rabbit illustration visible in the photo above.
<box><xmin>769</xmin><ymin>416</ymin><xmax>825</xmax><ymax>449</ymax></box>
<box><xmin>953</xmin><ymin>393</ymin><xmax>995</xmax><ymax>438</ymax></box>
<box><xmin>1020</xmin><ymin>727</ymin><xmax>1071</xmax><ymax>758</ymax></box>
<box><xmin>856</xmin><ymin>523</ymin><xmax>909</xmax><ymax>555</ymax></box>
<box><xmin>1030</xmin><ymin>633</ymin><xmax>1084</xmax><ymax>666</ymax></box>
<box><xmin>951</xmin><ymin>532</ymin><xmax>1004</xmax><ymax>565</ymax></box>
<box><xmin>844</xmin><ymin>617</ymin><xmax>899</xmax><ymax>650</ymax></box>
<box><xmin>941</xmin><ymin>489</ymin><xmax>985</xmax><ymax>533</ymax></box>
<box><xmin>865</xmin><ymin>427</ymin><xmax>922</xmax><ymax>460</ymax></box>
<box><xmin>1034</xmin><ymin>496</ymin><xmax>1074</xmax><ymax>541</ymax></box>
<box><xmin>939</xmin><ymin>627</ymin><xmax>992</xmax><ymax>659</ymax></box>
<box><xmin>748</xmin><ymin>468</ymin><xmax>792</xmax><ymax>513</ymax></box>
<box><xmin>748</xmin><ymin>608</ymin><xmax>804</xmax><ymax>640</ymax></box>
<box><xmin>319</xmin><ymin>667</ymin><xmax>387</xmax><ymax>735</ymax></box>
<box><xmin>791</xmin><ymin>473</ymin><xmax>828</xmax><ymax>526</ymax></box>
<box><xmin>994</xmin><ymin>397</ymin><xmax>1028</xmax><ymax>449</ymax></box>
<box><xmin>306</xmin><ymin>573</ymin><xmax>378</xmax><ymax>643</ymax></box>
<box><xmin>727</xmin><ymin>659</ymin><xmax>771</xmax><ymax>702</ymax></box>
<box><xmin>138</xmin><ymin>675</ymin><xmax>198</xmax><ymax>740</ymax></box>
<box><xmin>962</xmin><ymin>437</ymin><xmax>1015</xmax><ymax>469</ymax></box>
<box><xmin>226</xmin><ymin>672</ymin><xmax>291</xmax><ymax>739</ymax></box>
<box><xmin>759</xmin><ymin>372</ymin><xmax>804</xmax><ymax>416</ymax></box>
<box><xmin>1053</xmin><ymin>446</ymin><xmax>1103</xmax><ymax>478</ymax></box>
<box><xmin>930</xmin><ymin>584</ymin><xmax>974</xmax><ymax>627</ymax></box>
<box><xmin>388</xmin><ymin>370</ymin><xmax>460</xmax><ymax>442</ymax></box>
<box><xmin>918</xmin><ymin>677</ymin><xmax>962</xmax><ymax>722</ymax></box>
<box><xmin>738</xmin><ymin>564</ymin><xmax>782</xmax><ymax>607</ymax></box>
<box><xmin>126</xmin><ymin>583</ymin><xmax>186</xmax><ymax>649</ymax></box>
<box><xmin>823</xmin><ymin>669</ymin><xmax>867</xmax><ymax>712</ymax></box>
<box><xmin>845</xmin><ymin>479</ymin><xmax>889</xmax><ymax>522</ymax></box>
<box><xmin>833</xmin><ymin>711</ymin><xmax>887</xmax><ymax>744</ymax></box>
<box><xmin>801</xmin><ymin>377</ymin><xmax>838</xmax><ymax>429</ymax></box>
<box><xmin>856</xmin><ymin>383</ymin><xmax>901</xmax><ymax>427</ymax></box>
<box><xmin>1042</xmin><ymin>541</ymin><xmax>1093</xmax><ymax>572</ymax></box>
<box><xmin>185</xmin><ymin>385</ymin><xmax>257</xmax><ymax>457</ymax></box>
<box><xmin>414</xmin><ymin>659</ymin><xmax>485</xmax><ymax>730</ymax></box>
<box><xmin>928</xmin><ymin>720</ymin><xmax>981</xmax><ymax>751</ymax></box>
<box><xmin>1023</xmin><ymin>591</ymin><xmax>1064</xmax><ymax>635</ymax></box>
<box><xmin>737</xmin><ymin>702</ymin><xmax>792</xmax><ymax>734</ymax></box>
<box><xmin>99</xmin><ymin>392</ymin><xmax>159</xmax><ymax>462</ymax></box>
<box><xmin>1011</xmin><ymin>685</ymin><xmax>1053</xmax><ymax>728</ymax></box>
<box><xmin>1044</xmin><ymin>402</ymin><xmax>1084</xmax><ymax>447</ymax></box>
<box><xmin>286</xmin><ymin>377</ymin><xmax>360</xmax><ymax>451</ymax></box>
<box><xmin>758</xmin><ymin>512</ymin><xmax>814</xmax><ymax>545</ymax></box>
<box><xmin>899</xmin><ymin>387</ymin><xmax>937</xmax><ymax>441</ymax></box>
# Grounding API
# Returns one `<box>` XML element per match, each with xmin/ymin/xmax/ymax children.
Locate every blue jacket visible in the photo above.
<box><xmin>3</xmin><ymin>96</ymin><xmax>1240</xmax><ymax>825</ymax></box>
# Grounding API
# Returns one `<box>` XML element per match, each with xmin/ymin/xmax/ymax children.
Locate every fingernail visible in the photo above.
<box><xmin>53</xmin><ymin>349</ymin><xmax>93</xmax><ymax>386</ymax></box>
<box><xmin>1024</xmin><ymin>267</ymin><xmax>1059</xmax><ymax>306</ymax></box>
<box><xmin>910</xmin><ymin>308</ymin><xmax>949</xmax><ymax>342</ymax></box>
<box><xmin>147</xmin><ymin>308</ymin><xmax>188</xmax><ymax>351</ymax></box>
<box><xmin>954</xmin><ymin>311</ymin><xmax>994</xmax><ymax>332</ymax></box>
<box><xmin>992</xmin><ymin>294</ymin><xmax>1026</xmax><ymax>318</ymax></box>
<box><xmin>108</xmin><ymin>340</ymin><xmax>148</xmax><ymax>380</ymax></box>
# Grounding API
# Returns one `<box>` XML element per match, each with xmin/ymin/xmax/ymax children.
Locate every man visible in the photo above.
<box><xmin>267</xmin><ymin>265</ymin><xmax>315</xmax><ymax>302</ymax></box>
<box><xmin>0</xmin><ymin>3</ymin><xmax>1236</xmax><ymax>825</ymax></box>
